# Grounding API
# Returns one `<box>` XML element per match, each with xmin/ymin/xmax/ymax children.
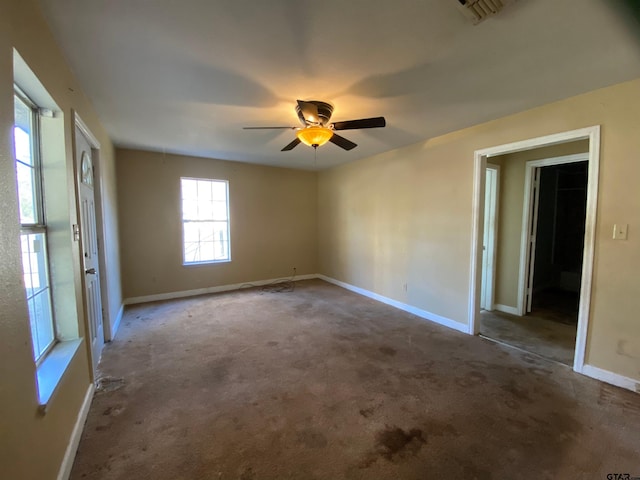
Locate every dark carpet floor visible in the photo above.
<box><xmin>71</xmin><ymin>279</ymin><xmax>640</xmax><ymax>480</ymax></box>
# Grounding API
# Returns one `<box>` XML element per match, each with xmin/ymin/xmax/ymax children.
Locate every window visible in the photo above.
<box><xmin>181</xmin><ymin>178</ymin><xmax>230</xmax><ymax>264</ymax></box>
<box><xmin>14</xmin><ymin>89</ymin><xmax>56</xmax><ymax>362</ymax></box>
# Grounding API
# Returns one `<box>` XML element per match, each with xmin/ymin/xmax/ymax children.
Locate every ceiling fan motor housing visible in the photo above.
<box><xmin>296</xmin><ymin>100</ymin><xmax>334</xmax><ymax>126</ymax></box>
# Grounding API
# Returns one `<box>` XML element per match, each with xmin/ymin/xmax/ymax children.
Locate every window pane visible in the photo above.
<box><xmin>21</xmin><ymin>234</ymin><xmax>38</xmax><ymax>295</ymax></box>
<box><xmin>182</xmin><ymin>199</ymin><xmax>199</xmax><ymax>221</ymax></box>
<box><xmin>212</xmin><ymin>200</ymin><xmax>228</xmax><ymax>220</ymax></box>
<box><xmin>14</xmin><ymin>126</ymin><xmax>33</xmax><ymax>165</ymax></box>
<box><xmin>181</xmin><ymin>179</ymin><xmax>198</xmax><ymax>200</ymax></box>
<box><xmin>213</xmin><ymin>222</ymin><xmax>228</xmax><ymax>243</ymax></box>
<box><xmin>183</xmin><ymin>222</ymin><xmax>200</xmax><ymax>243</ymax></box>
<box><xmin>198</xmin><ymin>200</ymin><xmax>214</xmax><ymax>220</ymax></box>
<box><xmin>31</xmin><ymin>290</ymin><xmax>54</xmax><ymax>359</ymax></box>
<box><xmin>21</xmin><ymin>233</ymin><xmax>54</xmax><ymax>360</ymax></box>
<box><xmin>197</xmin><ymin>222</ymin><xmax>215</xmax><ymax>243</ymax></box>
<box><xmin>182</xmin><ymin>221</ymin><xmax>229</xmax><ymax>263</ymax></box>
<box><xmin>22</xmin><ymin>233</ymin><xmax>51</xmax><ymax>296</ymax></box>
<box><xmin>213</xmin><ymin>222</ymin><xmax>229</xmax><ymax>260</ymax></box>
<box><xmin>184</xmin><ymin>222</ymin><xmax>217</xmax><ymax>262</ymax></box>
<box><xmin>184</xmin><ymin>242</ymin><xmax>199</xmax><ymax>263</ymax></box>
<box><xmin>15</xmin><ymin>148</ymin><xmax>37</xmax><ymax>225</ymax></box>
<box><xmin>14</xmin><ymin>94</ymin><xmax>39</xmax><ymax>224</ymax></box>
<box><xmin>13</xmin><ymin>96</ymin><xmax>34</xmax><ymax>165</ymax></box>
<box><xmin>211</xmin><ymin>181</ymin><xmax>227</xmax><ymax>202</ymax></box>
<box><xmin>214</xmin><ymin>242</ymin><xmax>229</xmax><ymax>261</ymax></box>
<box><xmin>197</xmin><ymin>180</ymin><xmax>213</xmax><ymax>202</ymax></box>
<box><xmin>199</xmin><ymin>241</ymin><xmax>215</xmax><ymax>261</ymax></box>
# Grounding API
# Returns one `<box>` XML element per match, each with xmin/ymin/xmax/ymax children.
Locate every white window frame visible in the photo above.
<box><xmin>180</xmin><ymin>177</ymin><xmax>231</xmax><ymax>265</ymax></box>
<box><xmin>14</xmin><ymin>86</ymin><xmax>57</xmax><ymax>364</ymax></box>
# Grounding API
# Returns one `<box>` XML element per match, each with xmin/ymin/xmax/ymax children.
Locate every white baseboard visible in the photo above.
<box><xmin>581</xmin><ymin>364</ymin><xmax>639</xmax><ymax>393</ymax></box>
<box><xmin>57</xmin><ymin>383</ymin><xmax>95</xmax><ymax>480</ymax></box>
<box><xmin>110</xmin><ymin>304</ymin><xmax>124</xmax><ymax>340</ymax></box>
<box><xmin>318</xmin><ymin>275</ymin><xmax>468</xmax><ymax>334</ymax></box>
<box><xmin>124</xmin><ymin>274</ymin><xmax>318</xmax><ymax>305</ymax></box>
<box><xmin>494</xmin><ymin>303</ymin><xmax>520</xmax><ymax>316</ymax></box>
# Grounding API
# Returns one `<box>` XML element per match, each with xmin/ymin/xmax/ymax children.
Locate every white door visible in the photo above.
<box><xmin>524</xmin><ymin>167</ymin><xmax>542</xmax><ymax>313</ymax></box>
<box><xmin>480</xmin><ymin>165</ymin><xmax>499</xmax><ymax>310</ymax></box>
<box><xmin>75</xmin><ymin>127</ymin><xmax>104</xmax><ymax>373</ymax></box>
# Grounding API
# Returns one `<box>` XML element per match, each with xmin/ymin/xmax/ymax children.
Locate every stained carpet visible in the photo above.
<box><xmin>71</xmin><ymin>279</ymin><xmax>640</xmax><ymax>479</ymax></box>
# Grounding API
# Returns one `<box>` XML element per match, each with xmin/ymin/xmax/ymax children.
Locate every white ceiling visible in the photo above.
<box><xmin>37</xmin><ymin>0</ymin><xmax>640</xmax><ymax>170</ymax></box>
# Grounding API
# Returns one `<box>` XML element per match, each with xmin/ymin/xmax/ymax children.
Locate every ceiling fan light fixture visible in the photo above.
<box><xmin>296</xmin><ymin>126</ymin><xmax>333</xmax><ymax>148</ymax></box>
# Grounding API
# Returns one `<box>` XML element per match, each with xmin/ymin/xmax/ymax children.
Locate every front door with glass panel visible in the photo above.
<box><xmin>75</xmin><ymin>127</ymin><xmax>104</xmax><ymax>373</ymax></box>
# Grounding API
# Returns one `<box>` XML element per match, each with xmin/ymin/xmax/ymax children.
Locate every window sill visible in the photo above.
<box><xmin>183</xmin><ymin>259</ymin><xmax>231</xmax><ymax>266</ymax></box>
<box><xmin>36</xmin><ymin>338</ymin><xmax>82</xmax><ymax>414</ymax></box>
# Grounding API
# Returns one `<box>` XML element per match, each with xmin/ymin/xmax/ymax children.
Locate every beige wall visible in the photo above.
<box><xmin>0</xmin><ymin>1</ymin><xmax>122</xmax><ymax>478</ymax></box>
<box><xmin>493</xmin><ymin>140</ymin><xmax>589</xmax><ymax>308</ymax></box>
<box><xmin>117</xmin><ymin>149</ymin><xmax>318</xmax><ymax>300</ymax></box>
<box><xmin>319</xmin><ymin>78</ymin><xmax>640</xmax><ymax>382</ymax></box>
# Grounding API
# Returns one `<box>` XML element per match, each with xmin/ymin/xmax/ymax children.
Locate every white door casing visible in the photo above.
<box><xmin>75</xmin><ymin>126</ymin><xmax>104</xmax><ymax>374</ymax></box>
<box><xmin>469</xmin><ymin>126</ymin><xmax>599</xmax><ymax>374</ymax></box>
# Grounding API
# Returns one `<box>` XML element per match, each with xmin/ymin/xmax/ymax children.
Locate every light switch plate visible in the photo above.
<box><xmin>613</xmin><ymin>224</ymin><xmax>628</xmax><ymax>240</ymax></box>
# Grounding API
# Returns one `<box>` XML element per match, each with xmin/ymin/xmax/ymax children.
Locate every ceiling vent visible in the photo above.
<box><xmin>456</xmin><ymin>0</ymin><xmax>514</xmax><ymax>24</ymax></box>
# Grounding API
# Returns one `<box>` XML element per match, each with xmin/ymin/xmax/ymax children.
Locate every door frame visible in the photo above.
<box><xmin>73</xmin><ymin>112</ymin><xmax>110</xmax><ymax>375</ymax></box>
<box><xmin>518</xmin><ymin>153</ymin><xmax>589</xmax><ymax>316</ymax></box>
<box><xmin>480</xmin><ymin>163</ymin><xmax>500</xmax><ymax>311</ymax></box>
<box><xmin>468</xmin><ymin>126</ymin><xmax>600</xmax><ymax>373</ymax></box>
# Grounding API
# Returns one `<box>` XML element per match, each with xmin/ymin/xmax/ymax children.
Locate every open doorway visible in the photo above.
<box><xmin>470</xmin><ymin>127</ymin><xmax>600</xmax><ymax>374</ymax></box>
<box><xmin>528</xmin><ymin>160</ymin><xmax>588</xmax><ymax>324</ymax></box>
<box><xmin>480</xmin><ymin>150</ymin><xmax>589</xmax><ymax>365</ymax></box>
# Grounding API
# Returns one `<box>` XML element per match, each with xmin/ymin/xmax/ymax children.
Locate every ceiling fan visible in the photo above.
<box><xmin>243</xmin><ymin>100</ymin><xmax>386</xmax><ymax>151</ymax></box>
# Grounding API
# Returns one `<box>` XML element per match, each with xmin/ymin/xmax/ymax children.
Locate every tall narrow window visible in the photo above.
<box><xmin>14</xmin><ymin>89</ymin><xmax>56</xmax><ymax>362</ymax></box>
<box><xmin>181</xmin><ymin>178</ymin><xmax>230</xmax><ymax>264</ymax></box>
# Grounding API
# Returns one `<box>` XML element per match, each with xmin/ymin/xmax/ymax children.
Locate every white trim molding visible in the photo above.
<box><xmin>469</xmin><ymin>150</ymin><xmax>485</xmax><ymax>334</ymax></box>
<box><xmin>124</xmin><ymin>274</ymin><xmax>318</xmax><ymax>305</ymax></box>
<box><xmin>581</xmin><ymin>365</ymin><xmax>639</xmax><ymax>393</ymax></box>
<box><xmin>73</xmin><ymin>112</ymin><xmax>100</xmax><ymax>149</ymax></box>
<box><xmin>57</xmin><ymin>383</ymin><xmax>95</xmax><ymax>480</ymax></box>
<box><xmin>494</xmin><ymin>304</ymin><xmax>520</xmax><ymax>316</ymax></box>
<box><xmin>516</xmin><ymin>153</ymin><xmax>590</xmax><ymax>316</ymax></box>
<box><xmin>109</xmin><ymin>304</ymin><xmax>124</xmax><ymax>341</ymax></box>
<box><xmin>318</xmin><ymin>275</ymin><xmax>469</xmax><ymax>334</ymax></box>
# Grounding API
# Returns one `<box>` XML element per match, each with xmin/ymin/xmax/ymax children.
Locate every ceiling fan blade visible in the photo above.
<box><xmin>281</xmin><ymin>138</ymin><xmax>301</xmax><ymax>151</ymax></box>
<box><xmin>243</xmin><ymin>126</ymin><xmax>297</xmax><ymax>130</ymax></box>
<box><xmin>332</xmin><ymin>117</ymin><xmax>386</xmax><ymax>131</ymax></box>
<box><xmin>329</xmin><ymin>133</ymin><xmax>357</xmax><ymax>151</ymax></box>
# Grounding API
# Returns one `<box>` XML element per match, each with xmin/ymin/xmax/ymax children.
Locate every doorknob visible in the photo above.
<box><xmin>85</xmin><ymin>268</ymin><xmax>96</xmax><ymax>275</ymax></box>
